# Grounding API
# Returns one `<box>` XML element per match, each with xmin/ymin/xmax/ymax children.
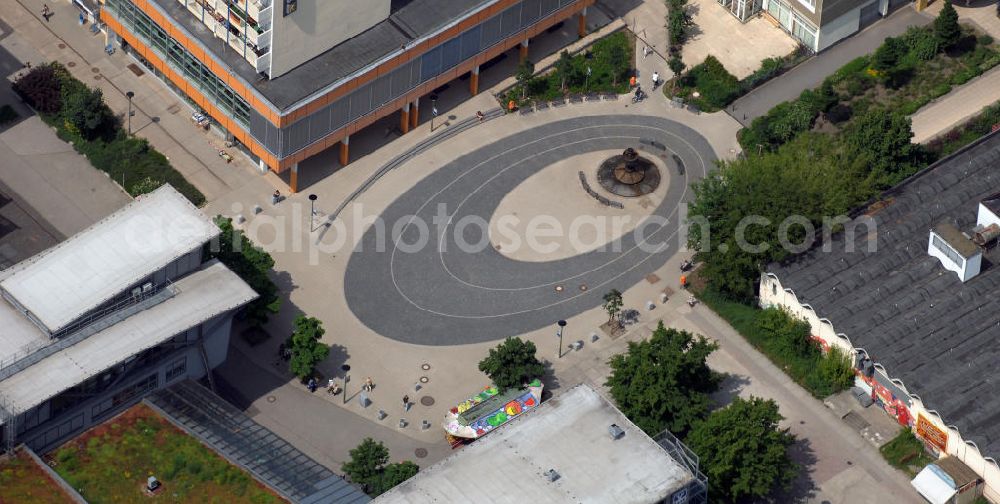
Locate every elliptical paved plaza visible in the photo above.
<box><xmin>344</xmin><ymin>114</ymin><xmax>715</xmax><ymax>345</ymax></box>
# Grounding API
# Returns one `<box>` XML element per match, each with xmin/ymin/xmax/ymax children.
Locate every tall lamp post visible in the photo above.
<box><xmin>125</xmin><ymin>91</ymin><xmax>135</xmax><ymax>135</ymax></box>
<box><xmin>308</xmin><ymin>194</ymin><xmax>318</xmax><ymax>232</ymax></box>
<box><xmin>556</xmin><ymin>320</ymin><xmax>567</xmax><ymax>358</ymax></box>
<box><xmin>429</xmin><ymin>94</ymin><xmax>439</xmax><ymax>131</ymax></box>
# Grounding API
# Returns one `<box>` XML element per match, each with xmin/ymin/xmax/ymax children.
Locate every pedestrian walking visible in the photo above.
<box><xmin>41</xmin><ymin>5</ymin><xmax>51</xmax><ymax>21</ymax></box>
<box><xmin>403</xmin><ymin>395</ymin><xmax>410</xmax><ymax>411</ymax></box>
<box><xmin>78</xmin><ymin>11</ymin><xmax>85</xmax><ymax>25</ymax></box>
<box><xmin>651</xmin><ymin>71</ymin><xmax>660</xmax><ymax>88</ymax></box>
<box><xmin>307</xmin><ymin>377</ymin><xmax>318</xmax><ymax>393</ymax></box>
<box><xmin>271</xmin><ymin>189</ymin><xmax>280</xmax><ymax>205</ymax></box>
<box><xmin>476</xmin><ymin>110</ymin><xmax>485</xmax><ymax>122</ymax></box>
<box><xmin>327</xmin><ymin>379</ymin><xmax>337</xmax><ymax>394</ymax></box>
<box><xmin>363</xmin><ymin>376</ymin><xmax>374</xmax><ymax>392</ymax></box>
<box><xmin>642</xmin><ymin>45</ymin><xmax>650</xmax><ymax>58</ymax></box>
<box><xmin>629</xmin><ymin>75</ymin><xmax>636</xmax><ymax>88</ymax></box>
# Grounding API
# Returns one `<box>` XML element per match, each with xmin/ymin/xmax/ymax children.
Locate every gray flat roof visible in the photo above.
<box><xmin>375</xmin><ymin>384</ymin><xmax>694</xmax><ymax>503</ymax></box>
<box><xmin>767</xmin><ymin>131</ymin><xmax>1000</xmax><ymax>458</ymax></box>
<box><xmin>0</xmin><ymin>260</ymin><xmax>257</xmax><ymax>420</ymax></box>
<box><xmin>149</xmin><ymin>0</ymin><xmax>492</xmax><ymax>111</ymax></box>
<box><xmin>0</xmin><ymin>185</ymin><xmax>218</xmax><ymax>334</ymax></box>
<box><xmin>932</xmin><ymin>222</ymin><xmax>979</xmax><ymax>258</ymax></box>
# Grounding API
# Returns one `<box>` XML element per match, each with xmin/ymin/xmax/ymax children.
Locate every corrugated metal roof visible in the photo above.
<box><xmin>0</xmin><ymin>185</ymin><xmax>219</xmax><ymax>334</ymax></box>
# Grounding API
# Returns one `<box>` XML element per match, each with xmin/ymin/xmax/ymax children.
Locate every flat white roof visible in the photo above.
<box><xmin>375</xmin><ymin>384</ymin><xmax>694</xmax><ymax>504</ymax></box>
<box><xmin>0</xmin><ymin>185</ymin><xmax>219</xmax><ymax>334</ymax></box>
<box><xmin>0</xmin><ymin>299</ymin><xmax>47</xmax><ymax>365</ymax></box>
<box><xmin>0</xmin><ymin>260</ymin><xmax>256</xmax><ymax>419</ymax></box>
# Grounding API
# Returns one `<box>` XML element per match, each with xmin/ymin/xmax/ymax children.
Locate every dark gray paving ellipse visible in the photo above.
<box><xmin>344</xmin><ymin>115</ymin><xmax>716</xmax><ymax>345</ymax></box>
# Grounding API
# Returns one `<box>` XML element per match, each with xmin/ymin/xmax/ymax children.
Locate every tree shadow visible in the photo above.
<box><xmin>767</xmin><ymin>437</ymin><xmax>820</xmax><ymax>504</ymax></box>
<box><xmin>710</xmin><ymin>373</ymin><xmax>751</xmax><ymax>409</ymax></box>
<box><xmin>540</xmin><ymin>360</ymin><xmax>563</xmax><ymax>401</ymax></box>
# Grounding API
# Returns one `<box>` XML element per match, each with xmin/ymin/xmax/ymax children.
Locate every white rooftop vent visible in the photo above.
<box><xmin>928</xmin><ymin>223</ymin><xmax>982</xmax><ymax>282</ymax></box>
<box><xmin>978</xmin><ymin>194</ymin><xmax>1000</xmax><ymax>228</ymax></box>
<box><xmin>544</xmin><ymin>469</ymin><xmax>561</xmax><ymax>482</ymax></box>
<box><xmin>609</xmin><ymin>423</ymin><xmax>625</xmax><ymax>440</ymax></box>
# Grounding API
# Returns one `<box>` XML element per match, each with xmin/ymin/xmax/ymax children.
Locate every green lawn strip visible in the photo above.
<box><xmin>667</xmin><ymin>49</ymin><xmax>810</xmax><ymax>112</ymax></box>
<box><xmin>880</xmin><ymin>429</ymin><xmax>936</xmax><ymax>477</ymax></box>
<box><xmin>51</xmin><ymin>404</ymin><xmax>283</xmax><ymax>504</ymax></box>
<box><xmin>695</xmin><ymin>288</ymin><xmax>844</xmax><ymax>399</ymax></box>
<box><xmin>0</xmin><ymin>448</ymin><xmax>75</xmax><ymax>504</ymax></box>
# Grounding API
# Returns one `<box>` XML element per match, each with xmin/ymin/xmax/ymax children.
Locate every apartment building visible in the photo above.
<box><xmin>0</xmin><ymin>185</ymin><xmax>257</xmax><ymax>454</ymax></box>
<box><xmin>99</xmin><ymin>0</ymin><xmax>593</xmax><ymax>191</ymax></box>
<box><xmin>719</xmin><ymin>0</ymin><xmax>909</xmax><ymax>51</ymax></box>
<box><xmin>760</xmin><ymin>132</ymin><xmax>1000</xmax><ymax>501</ymax></box>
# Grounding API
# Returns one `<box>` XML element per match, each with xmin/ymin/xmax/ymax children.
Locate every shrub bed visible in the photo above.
<box><xmin>696</xmin><ymin>288</ymin><xmax>855</xmax><ymax>398</ymax></box>
<box><xmin>738</xmin><ymin>24</ymin><xmax>1000</xmax><ymax>152</ymax></box>
<box><xmin>926</xmin><ymin>100</ymin><xmax>1000</xmax><ymax>157</ymax></box>
<box><xmin>12</xmin><ymin>63</ymin><xmax>204</xmax><ymax>205</ymax></box>
<box><xmin>503</xmin><ymin>31</ymin><xmax>632</xmax><ymax>107</ymax></box>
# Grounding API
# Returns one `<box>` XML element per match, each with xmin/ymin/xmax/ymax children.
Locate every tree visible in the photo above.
<box><xmin>755</xmin><ymin>307</ymin><xmax>814</xmax><ymax>358</ymax></box>
<box><xmin>934</xmin><ymin>0</ymin><xmax>961</xmax><ymax>47</ymax></box>
<box><xmin>62</xmin><ymin>85</ymin><xmax>116</xmax><ymax>141</ymax></box>
<box><xmin>872</xmin><ymin>37</ymin><xmax>905</xmax><ymax>72</ymax></box>
<box><xmin>555</xmin><ymin>51</ymin><xmax>573</xmax><ymax>92</ymax></box>
<box><xmin>686</xmin><ymin>397</ymin><xmax>798</xmax><ymax>503</ymax></box>
<box><xmin>12</xmin><ymin>64</ymin><xmax>63</xmax><ymax>114</ymax></box>
<box><xmin>342</xmin><ymin>438</ymin><xmax>419</xmax><ymax>497</ymax></box>
<box><xmin>598</xmin><ymin>38</ymin><xmax>630</xmax><ymax>87</ymax></box>
<box><xmin>515</xmin><ymin>59</ymin><xmax>535</xmax><ymax>100</ymax></box>
<box><xmin>371</xmin><ymin>461</ymin><xmax>420</xmax><ymax>496</ymax></box>
<box><xmin>478</xmin><ymin>337</ymin><xmax>545</xmax><ymax>392</ymax></box>
<box><xmin>207</xmin><ymin>217</ymin><xmax>281</xmax><ymax>325</ymax></box>
<box><xmin>667</xmin><ymin>0</ymin><xmax>692</xmax><ymax>47</ymax></box>
<box><xmin>844</xmin><ymin>109</ymin><xmax>923</xmax><ymax>189</ymax></box>
<box><xmin>687</xmin><ymin>133</ymin><xmax>875</xmax><ymax>300</ymax></box>
<box><xmin>602</xmin><ymin>289</ymin><xmax>623</xmax><ymax>325</ymax></box>
<box><xmin>667</xmin><ymin>55</ymin><xmax>686</xmax><ymax>80</ymax></box>
<box><xmin>605</xmin><ymin>322</ymin><xmax>719</xmax><ymax>436</ymax></box>
<box><xmin>287</xmin><ymin>315</ymin><xmax>330</xmax><ymax>379</ymax></box>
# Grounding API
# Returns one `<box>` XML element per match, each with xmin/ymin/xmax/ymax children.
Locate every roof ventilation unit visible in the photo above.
<box><xmin>544</xmin><ymin>469</ymin><xmax>560</xmax><ymax>482</ymax></box>
<box><xmin>609</xmin><ymin>423</ymin><xmax>625</xmax><ymax>440</ymax></box>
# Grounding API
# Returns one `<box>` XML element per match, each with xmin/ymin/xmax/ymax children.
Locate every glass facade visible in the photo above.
<box><xmin>105</xmin><ymin>0</ymin><xmax>251</xmax><ymax>126</ymax></box>
<box><xmin>766</xmin><ymin>0</ymin><xmax>817</xmax><ymax>49</ymax></box>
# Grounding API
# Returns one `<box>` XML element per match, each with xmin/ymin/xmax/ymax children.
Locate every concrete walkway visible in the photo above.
<box><xmin>911</xmin><ymin>64</ymin><xmax>1000</xmax><ymax>143</ymax></box>
<box><xmin>729</xmin><ymin>6</ymin><xmax>932</xmax><ymax>126</ymax></box>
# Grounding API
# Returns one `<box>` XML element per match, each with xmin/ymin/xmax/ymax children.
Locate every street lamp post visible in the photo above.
<box><xmin>556</xmin><ymin>320</ymin><xmax>567</xmax><ymax>358</ymax></box>
<box><xmin>429</xmin><ymin>94</ymin><xmax>439</xmax><ymax>131</ymax></box>
<box><xmin>125</xmin><ymin>91</ymin><xmax>135</xmax><ymax>135</ymax></box>
<box><xmin>308</xmin><ymin>194</ymin><xmax>317</xmax><ymax>232</ymax></box>
<box><xmin>343</xmin><ymin>374</ymin><xmax>350</xmax><ymax>404</ymax></box>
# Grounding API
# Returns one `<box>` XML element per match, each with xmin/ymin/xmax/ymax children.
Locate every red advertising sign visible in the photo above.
<box><xmin>917</xmin><ymin>414</ymin><xmax>948</xmax><ymax>453</ymax></box>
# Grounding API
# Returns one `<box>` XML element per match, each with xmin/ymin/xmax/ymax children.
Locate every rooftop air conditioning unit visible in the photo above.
<box><xmin>609</xmin><ymin>423</ymin><xmax>625</xmax><ymax>440</ymax></box>
<box><xmin>544</xmin><ymin>469</ymin><xmax>560</xmax><ymax>482</ymax></box>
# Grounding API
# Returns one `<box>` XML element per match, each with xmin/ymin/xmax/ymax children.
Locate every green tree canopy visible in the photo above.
<box><xmin>208</xmin><ymin>216</ymin><xmax>281</xmax><ymax>326</ymax></box>
<box><xmin>687</xmin><ymin>133</ymin><xmax>874</xmax><ymax>300</ymax></box>
<box><xmin>12</xmin><ymin>64</ymin><xmax>63</xmax><ymax>114</ymax></box>
<box><xmin>478</xmin><ymin>337</ymin><xmax>545</xmax><ymax>392</ymax></box>
<box><xmin>934</xmin><ymin>0</ymin><xmax>961</xmax><ymax>47</ymax></box>
<box><xmin>686</xmin><ymin>396</ymin><xmax>798</xmax><ymax>503</ymax></box>
<box><xmin>371</xmin><ymin>461</ymin><xmax>420</xmax><ymax>496</ymax></box>
<box><xmin>287</xmin><ymin>315</ymin><xmax>330</xmax><ymax>379</ymax></box>
<box><xmin>62</xmin><ymin>85</ymin><xmax>116</xmax><ymax>141</ymax></box>
<box><xmin>602</xmin><ymin>288</ymin><xmax>623</xmax><ymax>324</ymax></box>
<box><xmin>844</xmin><ymin>109</ymin><xmax>924</xmax><ymax>189</ymax></box>
<box><xmin>342</xmin><ymin>438</ymin><xmax>388</xmax><ymax>494</ymax></box>
<box><xmin>605</xmin><ymin>322</ymin><xmax>719</xmax><ymax>436</ymax></box>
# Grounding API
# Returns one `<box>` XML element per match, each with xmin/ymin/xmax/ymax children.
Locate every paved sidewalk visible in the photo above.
<box><xmin>911</xmin><ymin>64</ymin><xmax>1000</xmax><ymax>143</ymax></box>
<box><xmin>0</xmin><ymin>0</ymin><xmax>269</xmax><ymax>203</ymax></box>
<box><xmin>730</xmin><ymin>6</ymin><xmax>931</xmax><ymax>126</ymax></box>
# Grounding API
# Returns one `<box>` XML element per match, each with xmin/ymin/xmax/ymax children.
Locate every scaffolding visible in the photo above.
<box><xmin>655</xmin><ymin>429</ymin><xmax>709</xmax><ymax>504</ymax></box>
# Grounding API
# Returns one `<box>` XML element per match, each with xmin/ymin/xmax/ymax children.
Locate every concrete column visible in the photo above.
<box><xmin>578</xmin><ymin>7</ymin><xmax>588</xmax><ymax>38</ymax></box>
<box><xmin>519</xmin><ymin>40</ymin><xmax>529</xmax><ymax>63</ymax></box>
<box><xmin>400</xmin><ymin>103</ymin><xmax>410</xmax><ymax>134</ymax></box>
<box><xmin>257</xmin><ymin>158</ymin><xmax>269</xmax><ymax>175</ymax></box>
<box><xmin>470</xmin><ymin>65</ymin><xmax>480</xmax><ymax>96</ymax></box>
<box><xmin>410</xmin><ymin>99</ymin><xmax>419</xmax><ymax>129</ymax></box>
<box><xmin>290</xmin><ymin>163</ymin><xmax>299</xmax><ymax>193</ymax></box>
<box><xmin>339</xmin><ymin>136</ymin><xmax>350</xmax><ymax>166</ymax></box>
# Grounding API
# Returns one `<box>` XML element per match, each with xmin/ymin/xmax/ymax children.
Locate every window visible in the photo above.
<box><xmin>165</xmin><ymin>358</ymin><xmax>187</xmax><ymax>382</ymax></box>
<box><xmin>932</xmin><ymin>234</ymin><xmax>965</xmax><ymax>266</ymax></box>
<box><xmin>283</xmin><ymin>0</ymin><xmax>297</xmax><ymax>16</ymax></box>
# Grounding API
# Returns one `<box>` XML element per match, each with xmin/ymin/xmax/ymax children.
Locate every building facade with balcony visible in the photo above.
<box><xmin>0</xmin><ymin>185</ymin><xmax>257</xmax><ymax>454</ymax></box>
<box><xmin>99</xmin><ymin>0</ymin><xmax>594</xmax><ymax>191</ymax></box>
